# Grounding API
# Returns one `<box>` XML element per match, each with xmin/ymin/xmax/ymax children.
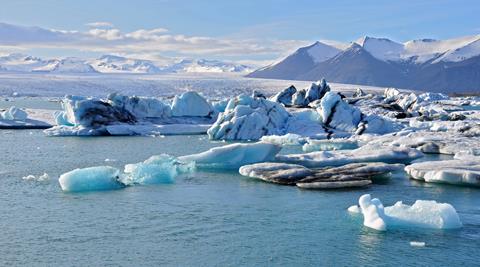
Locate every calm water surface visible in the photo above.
<box><xmin>0</xmin><ymin>99</ymin><xmax>479</xmax><ymax>266</ymax></box>
<box><xmin>1</xmin><ymin>130</ymin><xmax>479</xmax><ymax>266</ymax></box>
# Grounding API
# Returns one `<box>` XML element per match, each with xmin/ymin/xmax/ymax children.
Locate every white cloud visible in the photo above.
<box><xmin>85</xmin><ymin>22</ymin><xmax>114</xmax><ymax>28</ymax></box>
<box><xmin>0</xmin><ymin>22</ymin><xmax>307</xmax><ymax>65</ymax></box>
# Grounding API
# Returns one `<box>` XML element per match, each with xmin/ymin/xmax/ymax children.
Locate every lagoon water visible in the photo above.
<box><xmin>1</xmin><ymin>129</ymin><xmax>480</xmax><ymax>266</ymax></box>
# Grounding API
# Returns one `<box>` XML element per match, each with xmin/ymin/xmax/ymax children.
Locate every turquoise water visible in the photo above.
<box><xmin>1</xmin><ymin>130</ymin><xmax>479</xmax><ymax>266</ymax></box>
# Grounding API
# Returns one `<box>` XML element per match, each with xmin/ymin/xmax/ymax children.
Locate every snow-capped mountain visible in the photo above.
<box><xmin>0</xmin><ymin>53</ymin><xmax>252</xmax><ymax>74</ymax></box>
<box><xmin>0</xmin><ymin>53</ymin><xmax>49</xmax><ymax>72</ymax></box>
<box><xmin>90</xmin><ymin>55</ymin><xmax>162</xmax><ymax>73</ymax></box>
<box><xmin>164</xmin><ymin>59</ymin><xmax>252</xmax><ymax>73</ymax></box>
<box><xmin>247</xmin><ymin>41</ymin><xmax>341</xmax><ymax>80</ymax></box>
<box><xmin>248</xmin><ymin>35</ymin><xmax>480</xmax><ymax>93</ymax></box>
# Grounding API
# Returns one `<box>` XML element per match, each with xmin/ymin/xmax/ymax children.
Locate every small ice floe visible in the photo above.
<box><xmin>104</xmin><ymin>158</ymin><xmax>117</xmax><ymax>162</ymax></box>
<box><xmin>59</xmin><ymin>154</ymin><xmax>194</xmax><ymax>192</ymax></box>
<box><xmin>405</xmin><ymin>158</ymin><xmax>480</xmax><ymax>187</ymax></box>
<box><xmin>347</xmin><ymin>205</ymin><xmax>361</xmax><ymax>214</ymax></box>
<box><xmin>239</xmin><ymin>162</ymin><xmax>402</xmax><ymax>188</ymax></box>
<box><xmin>353</xmin><ymin>194</ymin><xmax>462</xmax><ymax>231</ymax></box>
<box><xmin>22</xmin><ymin>173</ymin><xmax>50</xmax><ymax>182</ymax></box>
<box><xmin>179</xmin><ymin>142</ymin><xmax>281</xmax><ymax>169</ymax></box>
<box><xmin>260</xmin><ymin>133</ymin><xmax>305</xmax><ymax>146</ymax></box>
<box><xmin>302</xmin><ymin>138</ymin><xmax>358</xmax><ymax>152</ymax></box>
<box><xmin>410</xmin><ymin>241</ymin><xmax>426</xmax><ymax>247</ymax></box>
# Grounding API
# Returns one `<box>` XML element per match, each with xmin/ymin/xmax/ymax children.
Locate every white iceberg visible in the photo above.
<box><xmin>405</xmin><ymin>159</ymin><xmax>480</xmax><ymax>186</ymax></box>
<box><xmin>302</xmin><ymin>138</ymin><xmax>358</xmax><ymax>152</ymax></box>
<box><xmin>59</xmin><ymin>166</ymin><xmax>125</xmax><ymax>192</ymax></box>
<box><xmin>314</xmin><ymin>92</ymin><xmax>362</xmax><ymax>132</ymax></box>
<box><xmin>277</xmin><ymin>145</ymin><xmax>422</xmax><ymax>168</ymax></box>
<box><xmin>207</xmin><ymin>94</ymin><xmax>289</xmax><ymax>140</ymax></box>
<box><xmin>1</xmin><ymin>106</ymin><xmax>28</xmax><ymax>121</ymax></box>
<box><xmin>357</xmin><ymin>194</ymin><xmax>462</xmax><ymax>231</ymax></box>
<box><xmin>260</xmin><ymin>133</ymin><xmax>304</xmax><ymax>146</ymax></box>
<box><xmin>171</xmin><ymin>91</ymin><xmax>214</xmax><ymax>117</ymax></box>
<box><xmin>270</xmin><ymin>85</ymin><xmax>297</xmax><ymax>106</ymax></box>
<box><xmin>179</xmin><ymin>142</ymin><xmax>281</xmax><ymax>169</ymax></box>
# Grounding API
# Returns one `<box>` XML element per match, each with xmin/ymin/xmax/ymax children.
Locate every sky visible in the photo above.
<box><xmin>0</xmin><ymin>0</ymin><xmax>479</xmax><ymax>66</ymax></box>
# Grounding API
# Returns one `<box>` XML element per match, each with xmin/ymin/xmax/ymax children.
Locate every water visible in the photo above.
<box><xmin>1</xmin><ymin>130</ymin><xmax>479</xmax><ymax>266</ymax></box>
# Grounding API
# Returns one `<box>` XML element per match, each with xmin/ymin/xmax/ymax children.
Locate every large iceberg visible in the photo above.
<box><xmin>207</xmin><ymin>94</ymin><xmax>290</xmax><ymax>140</ymax></box>
<box><xmin>171</xmin><ymin>91</ymin><xmax>214</xmax><ymax>117</ymax></box>
<box><xmin>179</xmin><ymin>142</ymin><xmax>281</xmax><ymax>169</ymax></box>
<box><xmin>356</xmin><ymin>194</ymin><xmax>462</xmax><ymax>231</ymax></box>
<box><xmin>277</xmin><ymin>144</ymin><xmax>422</xmax><ymax>168</ymax></box>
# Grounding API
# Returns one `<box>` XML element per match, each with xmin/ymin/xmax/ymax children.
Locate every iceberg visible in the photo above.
<box><xmin>59</xmin><ymin>155</ymin><xmax>195</xmax><ymax>192</ymax></box>
<box><xmin>1</xmin><ymin>106</ymin><xmax>28</xmax><ymax>121</ymax></box>
<box><xmin>314</xmin><ymin>92</ymin><xmax>362</xmax><ymax>132</ymax></box>
<box><xmin>239</xmin><ymin>162</ymin><xmax>313</xmax><ymax>185</ymax></box>
<box><xmin>179</xmin><ymin>142</ymin><xmax>281</xmax><ymax>169</ymax></box>
<box><xmin>277</xmin><ymin>145</ymin><xmax>422</xmax><ymax>168</ymax></box>
<box><xmin>270</xmin><ymin>85</ymin><xmax>297</xmax><ymax>106</ymax></box>
<box><xmin>207</xmin><ymin>94</ymin><xmax>290</xmax><ymax>140</ymax></box>
<box><xmin>59</xmin><ymin>166</ymin><xmax>125</xmax><ymax>192</ymax></box>
<box><xmin>405</xmin><ymin>159</ymin><xmax>480</xmax><ymax>186</ymax></box>
<box><xmin>239</xmin><ymin>162</ymin><xmax>402</xmax><ymax>188</ymax></box>
<box><xmin>121</xmin><ymin>154</ymin><xmax>195</xmax><ymax>185</ymax></box>
<box><xmin>260</xmin><ymin>133</ymin><xmax>305</xmax><ymax>146</ymax></box>
<box><xmin>305</xmin><ymin>79</ymin><xmax>330</xmax><ymax>103</ymax></box>
<box><xmin>357</xmin><ymin>194</ymin><xmax>462</xmax><ymax>231</ymax></box>
<box><xmin>171</xmin><ymin>91</ymin><xmax>214</xmax><ymax>117</ymax></box>
<box><xmin>302</xmin><ymin>138</ymin><xmax>358</xmax><ymax>152</ymax></box>
<box><xmin>107</xmin><ymin>93</ymin><xmax>172</xmax><ymax>119</ymax></box>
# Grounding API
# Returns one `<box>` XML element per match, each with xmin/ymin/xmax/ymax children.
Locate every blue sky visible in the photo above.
<box><xmin>0</xmin><ymin>0</ymin><xmax>479</xmax><ymax>65</ymax></box>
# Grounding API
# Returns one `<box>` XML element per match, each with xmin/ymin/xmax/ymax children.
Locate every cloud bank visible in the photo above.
<box><xmin>0</xmin><ymin>22</ymin><xmax>308</xmax><ymax>65</ymax></box>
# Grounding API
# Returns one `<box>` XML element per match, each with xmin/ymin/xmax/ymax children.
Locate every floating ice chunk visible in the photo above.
<box><xmin>358</xmin><ymin>114</ymin><xmax>402</xmax><ymax>135</ymax></box>
<box><xmin>1</xmin><ymin>106</ymin><xmax>28</xmax><ymax>121</ymax></box>
<box><xmin>108</xmin><ymin>93</ymin><xmax>171</xmax><ymax>119</ymax></box>
<box><xmin>61</xmin><ymin>95</ymin><xmax>136</xmax><ymax>127</ymax></box>
<box><xmin>239</xmin><ymin>162</ymin><xmax>313</xmax><ymax>185</ymax></box>
<box><xmin>278</xmin><ymin>145</ymin><xmax>422</xmax><ymax>168</ymax></box>
<box><xmin>59</xmin><ymin>166</ymin><xmax>125</xmax><ymax>192</ymax></box>
<box><xmin>240</xmin><ymin>162</ymin><xmax>401</xmax><ymax>187</ymax></box>
<box><xmin>356</xmin><ymin>194</ymin><xmax>462</xmax><ymax>231</ymax></box>
<box><xmin>410</xmin><ymin>241</ymin><xmax>426</xmax><ymax>247</ymax></box>
<box><xmin>315</xmin><ymin>92</ymin><xmax>362</xmax><ymax>132</ymax></box>
<box><xmin>260</xmin><ymin>133</ymin><xmax>304</xmax><ymax>146</ymax></box>
<box><xmin>171</xmin><ymin>91</ymin><xmax>213</xmax><ymax>117</ymax></box>
<box><xmin>305</xmin><ymin>79</ymin><xmax>330</xmax><ymax>103</ymax></box>
<box><xmin>359</xmin><ymin>194</ymin><xmax>387</xmax><ymax>231</ymax></box>
<box><xmin>179</xmin><ymin>142</ymin><xmax>281</xmax><ymax>169</ymax></box>
<box><xmin>22</xmin><ymin>173</ymin><xmax>50</xmax><ymax>182</ymax></box>
<box><xmin>302</xmin><ymin>138</ymin><xmax>358</xmax><ymax>152</ymax></box>
<box><xmin>207</xmin><ymin>94</ymin><xmax>289</xmax><ymax>140</ymax></box>
<box><xmin>348</xmin><ymin>205</ymin><xmax>361</xmax><ymax>213</ymax></box>
<box><xmin>271</xmin><ymin>85</ymin><xmax>297</xmax><ymax>106</ymax></box>
<box><xmin>53</xmin><ymin>110</ymin><xmax>73</xmax><ymax>126</ymax></box>
<box><xmin>405</xmin><ymin>159</ymin><xmax>480</xmax><ymax>186</ymax></box>
<box><xmin>418</xmin><ymin>92</ymin><xmax>449</xmax><ymax>102</ymax></box>
<box><xmin>211</xmin><ymin>99</ymin><xmax>229</xmax><ymax>113</ymax></box>
<box><xmin>292</xmin><ymin>89</ymin><xmax>307</xmax><ymax>106</ymax></box>
<box><xmin>121</xmin><ymin>154</ymin><xmax>194</xmax><ymax>185</ymax></box>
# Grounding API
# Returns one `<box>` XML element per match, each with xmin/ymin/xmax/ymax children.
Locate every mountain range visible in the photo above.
<box><xmin>0</xmin><ymin>53</ymin><xmax>253</xmax><ymax>74</ymax></box>
<box><xmin>247</xmin><ymin>35</ymin><xmax>480</xmax><ymax>93</ymax></box>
